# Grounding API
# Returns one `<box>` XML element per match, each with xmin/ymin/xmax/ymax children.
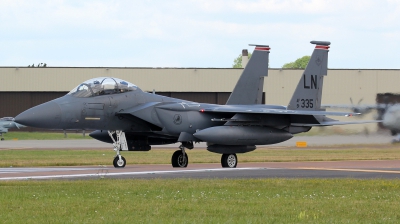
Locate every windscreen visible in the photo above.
<box><xmin>67</xmin><ymin>77</ymin><xmax>138</xmax><ymax>98</ymax></box>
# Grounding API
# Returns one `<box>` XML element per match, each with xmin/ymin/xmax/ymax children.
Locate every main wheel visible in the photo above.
<box><xmin>113</xmin><ymin>156</ymin><xmax>126</xmax><ymax>168</ymax></box>
<box><xmin>171</xmin><ymin>150</ymin><xmax>188</xmax><ymax>168</ymax></box>
<box><xmin>221</xmin><ymin>154</ymin><xmax>237</xmax><ymax>168</ymax></box>
<box><xmin>1</xmin><ymin>138</ymin><xmax>4</xmax><ymax>141</ymax></box>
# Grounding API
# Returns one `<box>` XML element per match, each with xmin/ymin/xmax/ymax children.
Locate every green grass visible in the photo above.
<box><xmin>2</xmin><ymin>131</ymin><xmax>90</xmax><ymax>140</ymax></box>
<box><xmin>1</xmin><ymin>179</ymin><xmax>399</xmax><ymax>223</ymax></box>
<box><xmin>1</xmin><ymin>145</ymin><xmax>400</xmax><ymax>167</ymax></box>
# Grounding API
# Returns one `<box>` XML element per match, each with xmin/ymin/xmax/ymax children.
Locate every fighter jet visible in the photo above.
<box><xmin>324</xmin><ymin>101</ymin><xmax>400</xmax><ymax>142</ymax></box>
<box><xmin>15</xmin><ymin>41</ymin><xmax>374</xmax><ymax>168</ymax></box>
<box><xmin>0</xmin><ymin>117</ymin><xmax>25</xmax><ymax>140</ymax></box>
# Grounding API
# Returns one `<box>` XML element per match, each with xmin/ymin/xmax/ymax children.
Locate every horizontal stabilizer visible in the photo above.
<box><xmin>201</xmin><ymin>105</ymin><xmax>360</xmax><ymax>117</ymax></box>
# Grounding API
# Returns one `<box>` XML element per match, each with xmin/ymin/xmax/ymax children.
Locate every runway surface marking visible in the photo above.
<box><xmin>299</xmin><ymin>167</ymin><xmax>400</xmax><ymax>174</ymax></box>
<box><xmin>0</xmin><ymin>167</ymin><xmax>274</xmax><ymax>181</ymax></box>
<box><xmin>0</xmin><ymin>167</ymin><xmax>100</xmax><ymax>174</ymax></box>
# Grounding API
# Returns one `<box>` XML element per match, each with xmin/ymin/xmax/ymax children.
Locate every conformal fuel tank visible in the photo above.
<box><xmin>193</xmin><ymin>126</ymin><xmax>293</xmax><ymax>145</ymax></box>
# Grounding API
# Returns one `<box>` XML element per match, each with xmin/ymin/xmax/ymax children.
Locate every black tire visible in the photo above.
<box><xmin>171</xmin><ymin>150</ymin><xmax>188</xmax><ymax>168</ymax></box>
<box><xmin>113</xmin><ymin>156</ymin><xmax>126</xmax><ymax>168</ymax></box>
<box><xmin>221</xmin><ymin>154</ymin><xmax>237</xmax><ymax>168</ymax></box>
<box><xmin>1</xmin><ymin>138</ymin><xmax>4</xmax><ymax>141</ymax></box>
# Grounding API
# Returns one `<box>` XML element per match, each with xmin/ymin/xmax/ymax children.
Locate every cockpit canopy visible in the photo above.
<box><xmin>68</xmin><ymin>77</ymin><xmax>138</xmax><ymax>98</ymax></box>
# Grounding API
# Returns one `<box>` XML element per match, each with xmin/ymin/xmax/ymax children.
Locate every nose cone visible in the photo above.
<box><xmin>15</xmin><ymin>101</ymin><xmax>62</xmax><ymax>128</ymax></box>
<box><xmin>89</xmin><ymin>130</ymin><xmax>113</xmax><ymax>143</ymax></box>
<box><xmin>382</xmin><ymin>112</ymin><xmax>398</xmax><ymax>130</ymax></box>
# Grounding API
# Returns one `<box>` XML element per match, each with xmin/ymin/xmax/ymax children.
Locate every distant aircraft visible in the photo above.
<box><xmin>15</xmin><ymin>41</ymin><xmax>377</xmax><ymax>168</ymax></box>
<box><xmin>323</xmin><ymin>98</ymin><xmax>375</xmax><ymax>115</ymax></box>
<box><xmin>0</xmin><ymin>117</ymin><xmax>25</xmax><ymax>140</ymax></box>
<box><xmin>324</xmin><ymin>101</ymin><xmax>400</xmax><ymax>143</ymax></box>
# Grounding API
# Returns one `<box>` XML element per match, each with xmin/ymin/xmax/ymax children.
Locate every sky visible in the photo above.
<box><xmin>1</xmin><ymin>0</ymin><xmax>400</xmax><ymax>69</ymax></box>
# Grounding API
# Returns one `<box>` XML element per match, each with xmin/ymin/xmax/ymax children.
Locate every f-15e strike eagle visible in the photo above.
<box><xmin>15</xmin><ymin>41</ymin><xmax>374</xmax><ymax>168</ymax></box>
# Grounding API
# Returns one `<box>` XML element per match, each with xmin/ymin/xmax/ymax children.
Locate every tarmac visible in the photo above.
<box><xmin>0</xmin><ymin>134</ymin><xmax>394</xmax><ymax>150</ymax></box>
<box><xmin>0</xmin><ymin>134</ymin><xmax>399</xmax><ymax>180</ymax></box>
<box><xmin>1</xmin><ymin>161</ymin><xmax>400</xmax><ymax>181</ymax></box>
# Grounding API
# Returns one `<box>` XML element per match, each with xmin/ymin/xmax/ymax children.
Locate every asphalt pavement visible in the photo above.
<box><xmin>0</xmin><ymin>134</ymin><xmax>393</xmax><ymax>150</ymax></box>
<box><xmin>1</xmin><ymin>161</ymin><xmax>400</xmax><ymax>180</ymax></box>
<box><xmin>1</xmin><ymin>134</ymin><xmax>398</xmax><ymax>181</ymax></box>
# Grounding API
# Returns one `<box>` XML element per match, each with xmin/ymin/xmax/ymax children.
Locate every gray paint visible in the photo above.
<box><xmin>193</xmin><ymin>126</ymin><xmax>293</xmax><ymax>146</ymax></box>
<box><xmin>0</xmin><ymin>117</ymin><xmax>25</xmax><ymax>136</ymax></box>
<box><xmin>287</xmin><ymin>41</ymin><xmax>329</xmax><ymax>110</ymax></box>
<box><xmin>226</xmin><ymin>45</ymin><xmax>269</xmax><ymax>105</ymax></box>
<box><xmin>14</xmin><ymin>41</ymin><xmax>374</xmax><ymax>168</ymax></box>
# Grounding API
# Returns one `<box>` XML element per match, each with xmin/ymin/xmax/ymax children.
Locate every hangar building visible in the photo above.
<box><xmin>1</xmin><ymin>67</ymin><xmax>399</xmax><ymax>133</ymax></box>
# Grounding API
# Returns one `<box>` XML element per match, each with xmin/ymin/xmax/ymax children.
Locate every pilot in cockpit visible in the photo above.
<box><xmin>90</xmin><ymin>80</ymin><xmax>103</xmax><ymax>96</ymax></box>
<box><xmin>68</xmin><ymin>77</ymin><xmax>138</xmax><ymax>98</ymax></box>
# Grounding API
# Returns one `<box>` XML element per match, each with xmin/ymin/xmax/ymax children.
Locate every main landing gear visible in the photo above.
<box><xmin>221</xmin><ymin>154</ymin><xmax>237</xmax><ymax>168</ymax></box>
<box><xmin>109</xmin><ymin>130</ymin><xmax>127</xmax><ymax>168</ymax></box>
<box><xmin>171</xmin><ymin>142</ymin><xmax>238</xmax><ymax>168</ymax></box>
<box><xmin>171</xmin><ymin>144</ymin><xmax>189</xmax><ymax>168</ymax></box>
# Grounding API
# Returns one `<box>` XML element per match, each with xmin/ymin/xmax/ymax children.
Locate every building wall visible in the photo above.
<box><xmin>2</xmin><ymin>68</ymin><xmax>399</xmax><ymax>105</ymax></box>
<box><xmin>1</xmin><ymin>67</ymin><xmax>399</xmax><ymax>132</ymax></box>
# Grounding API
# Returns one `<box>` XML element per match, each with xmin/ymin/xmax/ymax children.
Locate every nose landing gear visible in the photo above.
<box><xmin>113</xmin><ymin>155</ymin><xmax>126</xmax><ymax>168</ymax></box>
<box><xmin>109</xmin><ymin>130</ymin><xmax>128</xmax><ymax>168</ymax></box>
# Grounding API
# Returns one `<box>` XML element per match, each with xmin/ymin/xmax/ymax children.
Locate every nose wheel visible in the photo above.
<box><xmin>108</xmin><ymin>130</ymin><xmax>128</xmax><ymax>168</ymax></box>
<box><xmin>113</xmin><ymin>155</ymin><xmax>126</xmax><ymax>168</ymax></box>
<box><xmin>221</xmin><ymin>154</ymin><xmax>237</xmax><ymax>168</ymax></box>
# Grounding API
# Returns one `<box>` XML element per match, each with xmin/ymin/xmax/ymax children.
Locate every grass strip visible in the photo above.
<box><xmin>1</xmin><ymin>145</ymin><xmax>400</xmax><ymax>167</ymax></box>
<box><xmin>2</xmin><ymin>132</ymin><xmax>90</xmax><ymax>140</ymax></box>
<box><xmin>2</xmin><ymin>127</ymin><xmax>368</xmax><ymax>140</ymax></box>
<box><xmin>0</xmin><ymin>178</ymin><xmax>399</xmax><ymax>223</ymax></box>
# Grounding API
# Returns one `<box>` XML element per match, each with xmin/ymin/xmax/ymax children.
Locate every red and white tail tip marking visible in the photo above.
<box><xmin>315</xmin><ymin>45</ymin><xmax>330</xmax><ymax>50</ymax></box>
<box><xmin>255</xmin><ymin>46</ymin><xmax>270</xmax><ymax>51</ymax></box>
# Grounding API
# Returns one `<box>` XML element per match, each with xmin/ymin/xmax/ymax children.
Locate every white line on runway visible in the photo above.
<box><xmin>0</xmin><ymin>167</ymin><xmax>101</xmax><ymax>174</ymax></box>
<box><xmin>0</xmin><ymin>167</ymin><xmax>275</xmax><ymax>180</ymax></box>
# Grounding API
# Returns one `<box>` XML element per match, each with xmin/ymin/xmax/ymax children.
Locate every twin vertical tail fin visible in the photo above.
<box><xmin>287</xmin><ymin>41</ymin><xmax>330</xmax><ymax>110</ymax></box>
<box><xmin>226</xmin><ymin>45</ymin><xmax>270</xmax><ymax>105</ymax></box>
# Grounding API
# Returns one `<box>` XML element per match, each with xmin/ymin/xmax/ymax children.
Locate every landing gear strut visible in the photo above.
<box><xmin>221</xmin><ymin>154</ymin><xmax>237</xmax><ymax>168</ymax></box>
<box><xmin>109</xmin><ymin>130</ymin><xmax>128</xmax><ymax>168</ymax></box>
<box><xmin>171</xmin><ymin>144</ymin><xmax>189</xmax><ymax>168</ymax></box>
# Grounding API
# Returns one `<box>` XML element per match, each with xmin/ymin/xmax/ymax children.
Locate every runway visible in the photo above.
<box><xmin>0</xmin><ymin>134</ymin><xmax>393</xmax><ymax>150</ymax></box>
<box><xmin>0</xmin><ymin>134</ymin><xmax>399</xmax><ymax>180</ymax></box>
<box><xmin>1</xmin><ymin>160</ymin><xmax>400</xmax><ymax>180</ymax></box>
